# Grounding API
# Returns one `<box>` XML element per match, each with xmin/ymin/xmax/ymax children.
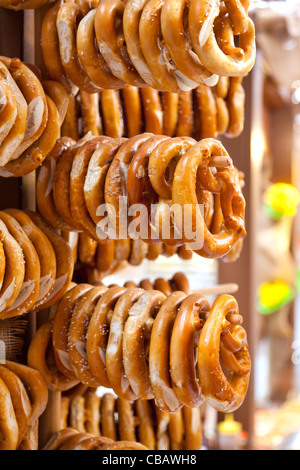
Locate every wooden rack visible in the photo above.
<box><xmin>0</xmin><ymin>5</ymin><xmax>262</xmax><ymax>450</ymax></box>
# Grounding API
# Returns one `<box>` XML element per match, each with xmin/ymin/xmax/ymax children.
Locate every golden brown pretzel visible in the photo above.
<box><xmin>176</xmin><ymin>91</ymin><xmax>194</xmax><ymax>137</ymax></box>
<box><xmin>61</xmin><ymin>96</ymin><xmax>79</xmax><ymax>141</ymax></box>
<box><xmin>56</xmin><ymin>2</ymin><xmax>101</xmax><ymax>93</ymax></box>
<box><xmin>100</xmin><ymin>393</ymin><xmax>117</xmax><ymax>441</ymax></box>
<box><xmin>68</xmin><ymin>285</ymin><xmax>108</xmax><ymax>387</ymax></box>
<box><xmin>100</xmin><ymin>90</ymin><xmax>124</xmax><ymax>139</ymax></box>
<box><xmin>135</xmin><ymin>400</ymin><xmax>156</xmax><ymax>450</ymax></box>
<box><xmin>183</xmin><ymin>406</ymin><xmax>202</xmax><ymax>450</ymax></box>
<box><xmin>79</xmin><ymin>91</ymin><xmax>102</xmax><ymax>137</ymax></box>
<box><xmin>140</xmin><ymin>88</ymin><xmax>163</xmax><ymax>135</ymax></box>
<box><xmin>0</xmin><ymin>219</ymin><xmax>25</xmax><ymax>316</ymax></box>
<box><xmin>153</xmin><ymin>278</ymin><xmax>172</xmax><ymax>297</ymax></box>
<box><xmin>84</xmin><ymin>389</ymin><xmax>101</xmax><ymax>436</ymax></box>
<box><xmin>161</xmin><ymin>92</ymin><xmax>179</xmax><ymax>137</ymax></box>
<box><xmin>129</xmin><ymin>239</ymin><xmax>148</xmax><ymax>266</ymax></box>
<box><xmin>226</xmin><ymin>77</ymin><xmax>245</xmax><ymax>138</ymax></box>
<box><xmin>0</xmin><ymin>61</ymin><xmax>27</xmax><ymax>168</ymax></box>
<box><xmin>69</xmin><ymin>395</ymin><xmax>86</xmax><ymax>432</ymax></box>
<box><xmin>0</xmin><ymin>76</ymin><xmax>17</xmax><ymax>145</ymax></box>
<box><xmin>37</xmin><ymin>137</ymin><xmax>76</xmax><ymax>231</ymax></box>
<box><xmin>193</xmin><ymin>84</ymin><xmax>218</xmax><ymax>140</ymax></box>
<box><xmin>52</xmin><ymin>283</ymin><xmax>93</xmax><ymax>380</ymax></box>
<box><xmin>99</xmin><ymin>441</ymin><xmax>149</xmax><ymax>450</ymax></box>
<box><xmin>121</xmin><ymin>86</ymin><xmax>143</xmax><ymax>138</ymax></box>
<box><xmin>95</xmin><ymin>240</ymin><xmax>116</xmax><ymax>273</ymax></box>
<box><xmin>215</xmin><ymin>96</ymin><xmax>230</xmax><ymax>135</ymax></box>
<box><xmin>198</xmin><ymin>294</ymin><xmax>251</xmax><ymax>412</ymax></box>
<box><xmin>42</xmin><ymin>428</ymin><xmax>80</xmax><ymax>450</ymax></box>
<box><xmin>78</xmin><ymin>233</ymin><xmax>98</xmax><ymax>266</ymax></box>
<box><xmin>169</xmin><ymin>410</ymin><xmax>184</xmax><ymax>450</ymax></box>
<box><xmin>42</xmin><ymin>80</ymin><xmax>69</xmax><ymax>126</ymax></box>
<box><xmin>0</xmin><ymin>211</ymin><xmax>40</xmax><ymax>318</ymax></box>
<box><xmin>117</xmin><ymin>397</ymin><xmax>137</xmax><ymax>442</ymax></box>
<box><xmin>105</xmin><ymin>287</ymin><xmax>144</xmax><ymax>400</ymax></box>
<box><xmin>170</xmin><ymin>272</ymin><xmax>190</xmax><ymax>294</ymax></box>
<box><xmin>0</xmin><ymin>376</ymin><xmax>18</xmax><ymax>450</ymax></box>
<box><xmin>86</xmin><ymin>285</ymin><xmax>127</xmax><ymax>388</ymax></box>
<box><xmin>95</xmin><ymin>0</ymin><xmax>145</xmax><ymax>87</ymax></box>
<box><xmin>188</xmin><ymin>0</ymin><xmax>256</xmax><ymax>77</ymax></box>
<box><xmin>123</xmin><ymin>290</ymin><xmax>166</xmax><ymax>400</ymax></box>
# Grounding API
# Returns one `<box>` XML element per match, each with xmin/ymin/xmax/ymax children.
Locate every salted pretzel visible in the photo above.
<box><xmin>117</xmin><ymin>397</ymin><xmax>137</xmax><ymax>442</ymax></box>
<box><xmin>42</xmin><ymin>80</ymin><xmax>69</xmax><ymax>126</ymax></box>
<box><xmin>42</xmin><ymin>428</ymin><xmax>80</xmax><ymax>450</ymax></box>
<box><xmin>193</xmin><ymin>84</ymin><xmax>218</xmax><ymax>140</ymax></box>
<box><xmin>79</xmin><ymin>91</ymin><xmax>102</xmax><ymax>136</ymax></box>
<box><xmin>198</xmin><ymin>294</ymin><xmax>251</xmax><ymax>412</ymax></box>
<box><xmin>69</xmin><ymin>395</ymin><xmax>86</xmax><ymax>432</ymax></box>
<box><xmin>188</xmin><ymin>0</ymin><xmax>256</xmax><ymax>77</ymax></box>
<box><xmin>114</xmin><ymin>238</ymin><xmax>131</xmax><ymax>263</ymax></box>
<box><xmin>100</xmin><ymin>393</ymin><xmax>118</xmax><ymax>441</ymax></box>
<box><xmin>95</xmin><ymin>241</ymin><xmax>117</xmax><ymax>273</ymax></box>
<box><xmin>78</xmin><ymin>232</ymin><xmax>98</xmax><ymax>266</ymax></box>
<box><xmin>135</xmin><ymin>399</ymin><xmax>156</xmax><ymax>450</ymax></box>
<box><xmin>140</xmin><ymin>88</ymin><xmax>163</xmax><ymax>135</ymax></box>
<box><xmin>0</xmin><ymin>211</ymin><xmax>40</xmax><ymax>318</ymax></box>
<box><xmin>172</xmin><ymin>138</ymin><xmax>246</xmax><ymax>259</ymax></box>
<box><xmin>84</xmin><ymin>389</ymin><xmax>101</xmax><ymax>436</ymax></box>
<box><xmin>183</xmin><ymin>406</ymin><xmax>202</xmax><ymax>450</ymax></box>
<box><xmin>37</xmin><ymin>137</ymin><xmax>76</xmax><ymax>231</ymax></box>
<box><xmin>161</xmin><ymin>92</ymin><xmax>179</xmax><ymax>137</ymax></box>
<box><xmin>215</xmin><ymin>96</ymin><xmax>230</xmax><ymax>135</ymax></box>
<box><xmin>61</xmin><ymin>96</ymin><xmax>79</xmax><ymax>141</ymax></box>
<box><xmin>0</xmin><ymin>376</ymin><xmax>19</xmax><ymax>450</ymax></box>
<box><xmin>100</xmin><ymin>90</ymin><xmax>124</xmax><ymax>139</ymax></box>
<box><xmin>0</xmin><ymin>58</ymin><xmax>48</xmax><ymax>162</ymax></box>
<box><xmin>0</xmin><ymin>77</ymin><xmax>17</xmax><ymax>145</ymax></box>
<box><xmin>0</xmin><ymin>61</ymin><xmax>27</xmax><ymax>168</ymax></box>
<box><xmin>56</xmin><ymin>2</ymin><xmax>101</xmax><ymax>94</ymax></box>
<box><xmin>121</xmin><ymin>86</ymin><xmax>143</xmax><ymax>138</ymax></box>
<box><xmin>1</xmin><ymin>95</ymin><xmax>60</xmax><ymax>178</ymax></box>
<box><xmin>226</xmin><ymin>77</ymin><xmax>245</xmax><ymax>138</ymax></box>
<box><xmin>94</xmin><ymin>0</ymin><xmax>145</xmax><ymax>87</ymax></box>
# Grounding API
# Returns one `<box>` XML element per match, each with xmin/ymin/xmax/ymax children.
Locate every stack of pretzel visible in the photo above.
<box><xmin>0</xmin><ymin>209</ymin><xmax>74</xmax><ymax>319</ymax></box>
<box><xmin>27</xmin><ymin>282</ymin><xmax>251</xmax><ymax>414</ymax></box>
<box><xmin>0</xmin><ymin>57</ymin><xmax>70</xmax><ymax>177</ymax></box>
<box><xmin>0</xmin><ymin>361</ymin><xmax>48</xmax><ymax>450</ymax></box>
<box><xmin>41</xmin><ymin>0</ymin><xmax>256</xmax><ymax>93</ymax></box>
<box><xmin>36</xmin><ymin>134</ymin><xmax>246</xmax><ymax>262</ymax></box>
<box><xmin>62</xmin><ymin>78</ymin><xmax>245</xmax><ymax>143</ymax></box>
<box><xmin>61</xmin><ymin>388</ymin><xmax>203</xmax><ymax>450</ymax></box>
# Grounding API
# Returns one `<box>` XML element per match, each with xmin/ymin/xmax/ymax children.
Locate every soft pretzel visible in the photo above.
<box><xmin>1</xmin><ymin>95</ymin><xmax>60</xmax><ymax>177</ymax></box>
<box><xmin>121</xmin><ymin>86</ymin><xmax>143</xmax><ymax>138</ymax></box>
<box><xmin>86</xmin><ymin>285</ymin><xmax>126</xmax><ymax>388</ymax></box>
<box><xmin>78</xmin><ymin>233</ymin><xmax>98</xmax><ymax>266</ymax></box>
<box><xmin>170</xmin><ymin>272</ymin><xmax>191</xmax><ymax>294</ymax></box>
<box><xmin>123</xmin><ymin>290</ymin><xmax>166</xmax><ymax>400</ymax></box>
<box><xmin>79</xmin><ymin>91</ymin><xmax>102</xmax><ymax>137</ymax></box>
<box><xmin>42</xmin><ymin>80</ymin><xmax>69</xmax><ymax>126</ymax></box>
<box><xmin>37</xmin><ymin>137</ymin><xmax>76</xmax><ymax>231</ymax></box>
<box><xmin>193</xmin><ymin>84</ymin><xmax>218</xmax><ymax>140</ymax></box>
<box><xmin>215</xmin><ymin>96</ymin><xmax>230</xmax><ymax>135</ymax></box>
<box><xmin>68</xmin><ymin>285</ymin><xmax>108</xmax><ymax>387</ymax></box>
<box><xmin>69</xmin><ymin>395</ymin><xmax>86</xmax><ymax>433</ymax></box>
<box><xmin>42</xmin><ymin>427</ymin><xmax>80</xmax><ymax>450</ymax></box>
<box><xmin>117</xmin><ymin>397</ymin><xmax>137</xmax><ymax>442</ymax></box>
<box><xmin>56</xmin><ymin>2</ymin><xmax>101</xmax><ymax>94</ymax></box>
<box><xmin>226</xmin><ymin>77</ymin><xmax>245</xmax><ymax>138</ymax></box>
<box><xmin>169</xmin><ymin>410</ymin><xmax>184</xmax><ymax>450</ymax></box>
<box><xmin>161</xmin><ymin>92</ymin><xmax>179</xmax><ymax>137</ymax></box>
<box><xmin>76</xmin><ymin>9</ymin><xmax>125</xmax><ymax>90</ymax></box>
<box><xmin>153</xmin><ymin>278</ymin><xmax>172</xmax><ymax>297</ymax></box>
<box><xmin>0</xmin><ymin>376</ymin><xmax>19</xmax><ymax>450</ymax></box>
<box><xmin>95</xmin><ymin>240</ymin><xmax>116</xmax><ymax>272</ymax></box>
<box><xmin>84</xmin><ymin>389</ymin><xmax>101</xmax><ymax>436</ymax></box>
<box><xmin>100</xmin><ymin>393</ymin><xmax>118</xmax><ymax>441</ymax></box>
<box><xmin>25</xmin><ymin>211</ymin><xmax>74</xmax><ymax>309</ymax></box>
<box><xmin>58</xmin><ymin>431</ymin><xmax>95</xmax><ymax>450</ymax></box>
<box><xmin>100</xmin><ymin>90</ymin><xmax>125</xmax><ymax>139</ymax></box>
<box><xmin>135</xmin><ymin>399</ymin><xmax>156</xmax><ymax>450</ymax></box>
<box><xmin>146</xmin><ymin>244</ymin><xmax>163</xmax><ymax>261</ymax></box>
<box><xmin>114</xmin><ymin>238</ymin><xmax>131</xmax><ymax>263</ymax></box>
<box><xmin>140</xmin><ymin>88</ymin><xmax>163</xmax><ymax>135</ymax></box>
<box><xmin>61</xmin><ymin>96</ymin><xmax>79</xmax><ymax>141</ymax></box>
<box><xmin>198</xmin><ymin>294</ymin><xmax>251</xmax><ymax>412</ymax></box>
<box><xmin>0</xmin><ymin>77</ymin><xmax>17</xmax><ymax>145</ymax></box>
<box><xmin>129</xmin><ymin>239</ymin><xmax>149</xmax><ymax>266</ymax></box>
<box><xmin>105</xmin><ymin>287</ymin><xmax>144</xmax><ymax>400</ymax></box>
<box><xmin>188</xmin><ymin>0</ymin><xmax>256</xmax><ymax>77</ymax></box>
<box><xmin>0</xmin><ymin>61</ymin><xmax>27</xmax><ymax>167</ymax></box>
<box><xmin>183</xmin><ymin>406</ymin><xmax>202</xmax><ymax>450</ymax></box>
<box><xmin>95</xmin><ymin>0</ymin><xmax>145</xmax><ymax>87</ymax></box>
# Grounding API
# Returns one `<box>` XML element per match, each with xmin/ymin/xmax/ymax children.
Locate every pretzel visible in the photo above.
<box><xmin>42</xmin><ymin>428</ymin><xmax>80</xmax><ymax>450</ymax></box>
<box><xmin>0</xmin><ymin>376</ymin><xmax>18</xmax><ymax>450</ymax></box>
<box><xmin>0</xmin><ymin>58</ymin><xmax>48</xmax><ymax>162</ymax></box>
<box><xmin>117</xmin><ymin>397</ymin><xmax>137</xmax><ymax>442</ymax></box>
<box><xmin>42</xmin><ymin>80</ymin><xmax>69</xmax><ymax>126</ymax></box>
<box><xmin>215</xmin><ymin>76</ymin><xmax>230</xmax><ymax>99</ymax></box>
<box><xmin>100</xmin><ymin>90</ymin><xmax>124</xmax><ymax>138</ymax></box>
<box><xmin>95</xmin><ymin>0</ymin><xmax>145</xmax><ymax>87</ymax></box>
<box><xmin>193</xmin><ymin>84</ymin><xmax>218</xmax><ymax>140</ymax></box>
<box><xmin>0</xmin><ymin>211</ymin><xmax>40</xmax><ymax>318</ymax></box>
<box><xmin>4</xmin><ymin>361</ymin><xmax>48</xmax><ymax>427</ymax></box>
<box><xmin>69</xmin><ymin>395</ymin><xmax>86</xmax><ymax>432</ymax></box>
<box><xmin>139</xmin><ymin>279</ymin><xmax>153</xmax><ymax>290</ymax></box>
<box><xmin>121</xmin><ymin>86</ymin><xmax>143</xmax><ymax>138</ymax></box>
<box><xmin>135</xmin><ymin>399</ymin><xmax>156</xmax><ymax>450</ymax></box>
<box><xmin>140</xmin><ymin>88</ymin><xmax>163</xmax><ymax>135</ymax></box>
<box><xmin>36</xmin><ymin>137</ymin><xmax>75</xmax><ymax>232</ymax></box>
<box><xmin>56</xmin><ymin>2</ymin><xmax>101</xmax><ymax>93</ymax></box>
<box><xmin>70</xmin><ymin>136</ymin><xmax>112</xmax><ymax>240</ymax></box>
<box><xmin>161</xmin><ymin>92</ymin><xmax>178</xmax><ymax>137</ymax></box>
<box><xmin>114</xmin><ymin>238</ymin><xmax>131</xmax><ymax>262</ymax></box>
<box><xmin>84</xmin><ymin>389</ymin><xmax>101</xmax><ymax>436</ymax></box>
<box><xmin>68</xmin><ymin>285</ymin><xmax>108</xmax><ymax>387</ymax></box>
<box><xmin>129</xmin><ymin>239</ymin><xmax>149</xmax><ymax>266</ymax></box>
<box><xmin>84</xmin><ymin>138</ymin><xmax>126</xmax><ymax>230</ymax></box>
<box><xmin>0</xmin><ymin>61</ymin><xmax>27</xmax><ymax>167</ymax></box>
<box><xmin>18</xmin><ymin>420</ymin><xmax>39</xmax><ymax>451</ymax></box>
<box><xmin>52</xmin><ymin>283</ymin><xmax>93</xmax><ymax>380</ymax></box>
<box><xmin>155</xmin><ymin>407</ymin><xmax>170</xmax><ymax>450</ymax></box>
<box><xmin>0</xmin><ymin>365</ymin><xmax>31</xmax><ymax>447</ymax></box>
<box><xmin>188</xmin><ymin>0</ymin><xmax>256</xmax><ymax>77</ymax></box>
<box><xmin>198</xmin><ymin>294</ymin><xmax>251</xmax><ymax>412</ymax></box>
<box><xmin>58</xmin><ymin>431</ymin><xmax>95</xmax><ymax>450</ymax></box>
<box><xmin>25</xmin><ymin>211</ymin><xmax>74</xmax><ymax>309</ymax></box>
<box><xmin>170</xmin><ymin>272</ymin><xmax>191</xmax><ymax>294</ymax></box>
<box><xmin>149</xmin><ymin>291</ymin><xmax>186</xmax><ymax>413</ymax></box>
<box><xmin>226</xmin><ymin>77</ymin><xmax>245</xmax><ymax>138</ymax></box>
<box><xmin>215</xmin><ymin>96</ymin><xmax>230</xmax><ymax>135</ymax></box>
<box><xmin>99</xmin><ymin>441</ymin><xmax>149</xmax><ymax>450</ymax></box>
<box><xmin>160</xmin><ymin>0</ymin><xmax>218</xmax><ymax>86</ymax></box>
<box><xmin>169</xmin><ymin>410</ymin><xmax>184</xmax><ymax>450</ymax></box>
<box><xmin>61</xmin><ymin>96</ymin><xmax>79</xmax><ymax>141</ymax></box>
<box><xmin>76</xmin><ymin>9</ymin><xmax>125</xmax><ymax>90</ymax></box>
<box><xmin>0</xmin><ymin>219</ymin><xmax>25</xmax><ymax>316</ymax></box>
<box><xmin>123</xmin><ymin>290</ymin><xmax>166</xmax><ymax>400</ymax></box>
<box><xmin>182</xmin><ymin>406</ymin><xmax>202</xmax><ymax>450</ymax></box>
<box><xmin>0</xmin><ymin>0</ymin><xmax>48</xmax><ymax>10</ymax></box>
<box><xmin>0</xmin><ymin>77</ymin><xmax>17</xmax><ymax>145</ymax></box>
<box><xmin>95</xmin><ymin>240</ymin><xmax>116</xmax><ymax>273</ymax></box>
<box><xmin>163</xmin><ymin>244</ymin><xmax>178</xmax><ymax>258</ymax></box>
<box><xmin>170</xmin><ymin>294</ymin><xmax>210</xmax><ymax>407</ymax></box>
<box><xmin>73</xmin><ymin>436</ymin><xmax>115</xmax><ymax>450</ymax></box>
<box><xmin>146</xmin><ymin>244</ymin><xmax>163</xmax><ymax>261</ymax></box>
<box><xmin>172</xmin><ymin>138</ymin><xmax>246</xmax><ymax>259</ymax></box>
<box><xmin>27</xmin><ymin>320</ymin><xmax>79</xmax><ymax>392</ymax></box>
<box><xmin>1</xmin><ymin>95</ymin><xmax>60</xmax><ymax>177</ymax></box>
<box><xmin>4</xmin><ymin>209</ymin><xmax>56</xmax><ymax>311</ymax></box>
<box><xmin>176</xmin><ymin>91</ymin><xmax>194</xmax><ymax>137</ymax></box>
<box><xmin>78</xmin><ymin>233</ymin><xmax>97</xmax><ymax>266</ymax></box>
<box><xmin>86</xmin><ymin>285</ymin><xmax>127</xmax><ymax>388</ymax></box>
<box><xmin>105</xmin><ymin>287</ymin><xmax>144</xmax><ymax>400</ymax></box>
<box><xmin>100</xmin><ymin>393</ymin><xmax>118</xmax><ymax>441</ymax></box>
<box><xmin>178</xmin><ymin>244</ymin><xmax>193</xmax><ymax>260</ymax></box>
<box><xmin>79</xmin><ymin>91</ymin><xmax>102</xmax><ymax>136</ymax></box>
<box><xmin>105</xmin><ymin>133</ymin><xmax>153</xmax><ymax>237</ymax></box>
<box><xmin>153</xmin><ymin>278</ymin><xmax>172</xmax><ymax>297</ymax></box>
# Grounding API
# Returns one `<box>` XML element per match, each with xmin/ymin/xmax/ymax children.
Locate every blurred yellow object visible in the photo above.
<box><xmin>264</xmin><ymin>183</ymin><xmax>300</xmax><ymax>218</ymax></box>
<box><xmin>258</xmin><ymin>280</ymin><xmax>294</xmax><ymax>315</ymax></box>
<box><xmin>217</xmin><ymin>414</ymin><xmax>242</xmax><ymax>435</ymax></box>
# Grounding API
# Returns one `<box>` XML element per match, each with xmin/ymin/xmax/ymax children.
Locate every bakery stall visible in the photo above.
<box><xmin>0</xmin><ymin>0</ymin><xmax>298</xmax><ymax>453</ymax></box>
